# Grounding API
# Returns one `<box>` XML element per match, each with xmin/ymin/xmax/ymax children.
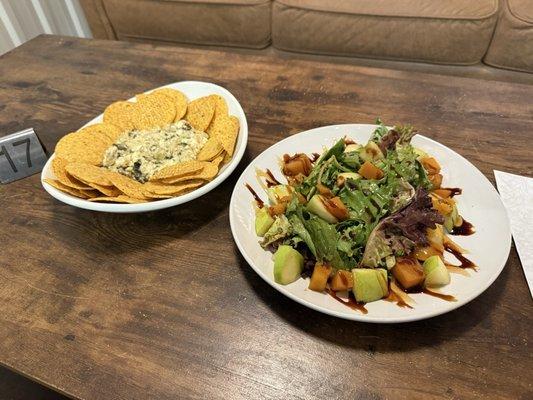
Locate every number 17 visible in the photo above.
<box><xmin>0</xmin><ymin>138</ymin><xmax>32</xmax><ymax>173</ymax></box>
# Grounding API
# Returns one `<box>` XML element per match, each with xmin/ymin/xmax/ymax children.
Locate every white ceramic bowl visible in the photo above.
<box><xmin>41</xmin><ymin>81</ymin><xmax>248</xmax><ymax>213</ymax></box>
<box><xmin>230</xmin><ymin>124</ymin><xmax>511</xmax><ymax>323</ymax></box>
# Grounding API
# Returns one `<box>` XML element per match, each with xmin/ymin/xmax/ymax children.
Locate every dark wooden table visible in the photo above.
<box><xmin>0</xmin><ymin>35</ymin><xmax>532</xmax><ymax>400</ymax></box>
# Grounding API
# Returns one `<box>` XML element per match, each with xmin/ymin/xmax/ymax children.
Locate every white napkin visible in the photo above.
<box><xmin>494</xmin><ymin>170</ymin><xmax>533</xmax><ymax>299</ymax></box>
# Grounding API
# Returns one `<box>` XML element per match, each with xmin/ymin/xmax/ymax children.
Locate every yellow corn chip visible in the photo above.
<box><xmin>65</xmin><ymin>163</ymin><xmax>114</xmax><ymax>186</ymax></box>
<box><xmin>209</xmin><ymin>115</ymin><xmax>239</xmax><ymax>157</ymax></box>
<box><xmin>107</xmin><ymin>172</ymin><xmax>150</xmax><ymax>200</ymax></box>
<box><xmin>159</xmin><ymin>163</ymin><xmax>219</xmax><ymax>184</ymax></box>
<box><xmin>51</xmin><ymin>157</ymin><xmax>92</xmax><ymax>190</ymax></box>
<box><xmin>44</xmin><ymin>178</ymin><xmax>93</xmax><ymax>199</ymax></box>
<box><xmin>103</xmin><ymin>101</ymin><xmax>136</xmax><ymax>132</ymax></box>
<box><xmin>88</xmin><ymin>195</ymin><xmax>148</xmax><ymax>204</ymax></box>
<box><xmin>184</xmin><ymin>96</ymin><xmax>215</xmax><ymax>132</ymax></box>
<box><xmin>149</xmin><ymin>88</ymin><xmax>188</xmax><ymax>121</ymax></box>
<box><xmin>81</xmin><ymin>189</ymin><xmax>100</xmax><ymax>199</ymax></box>
<box><xmin>223</xmin><ymin>152</ymin><xmax>232</xmax><ymax>164</ymax></box>
<box><xmin>206</xmin><ymin>95</ymin><xmax>229</xmax><ymax>134</ymax></box>
<box><xmin>79</xmin><ymin>122</ymin><xmax>124</xmax><ymax>142</ymax></box>
<box><xmin>141</xmin><ymin>191</ymin><xmax>173</xmax><ymax>199</ymax></box>
<box><xmin>197</xmin><ymin>137</ymin><xmax>224</xmax><ymax>161</ymax></box>
<box><xmin>143</xmin><ymin>180</ymin><xmax>205</xmax><ymax>195</ymax></box>
<box><xmin>133</xmin><ymin>92</ymin><xmax>176</xmax><ymax>130</ymax></box>
<box><xmin>211</xmin><ymin>154</ymin><xmax>225</xmax><ymax>168</ymax></box>
<box><xmin>55</xmin><ymin>131</ymin><xmax>112</xmax><ymax>166</ymax></box>
<box><xmin>86</xmin><ymin>182</ymin><xmax>122</xmax><ymax>197</ymax></box>
<box><xmin>149</xmin><ymin>160</ymin><xmax>206</xmax><ymax>181</ymax></box>
<box><xmin>210</xmin><ymin>94</ymin><xmax>228</xmax><ymax>117</ymax></box>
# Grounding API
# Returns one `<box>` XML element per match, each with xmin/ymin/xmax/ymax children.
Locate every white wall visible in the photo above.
<box><xmin>0</xmin><ymin>0</ymin><xmax>92</xmax><ymax>56</ymax></box>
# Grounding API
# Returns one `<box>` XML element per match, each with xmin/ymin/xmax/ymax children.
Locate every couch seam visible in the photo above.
<box><xmin>483</xmin><ymin>58</ymin><xmax>533</xmax><ymax>73</ymax></box>
<box><xmin>483</xmin><ymin>0</ymin><xmax>533</xmax><ymax>72</ymax></box>
<box><xmin>507</xmin><ymin>0</ymin><xmax>533</xmax><ymax>24</ymax></box>
<box><xmin>271</xmin><ymin>42</ymin><xmax>482</xmax><ymax>66</ymax></box>
<box><xmin>481</xmin><ymin>0</ymin><xmax>503</xmax><ymax>62</ymax></box>
<box><xmin>273</xmin><ymin>0</ymin><xmax>499</xmax><ymax>21</ymax></box>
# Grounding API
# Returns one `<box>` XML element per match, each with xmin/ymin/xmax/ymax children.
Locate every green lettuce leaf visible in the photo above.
<box><xmin>370</xmin><ymin>118</ymin><xmax>389</xmax><ymax>142</ymax></box>
<box><xmin>288</xmin><ymin>213</ymin><xmax>316</xmax><ymax>257</ymax></box>
<box><xmin>302</xmin><ymin>214</ymin><xmax>346</xmax><ymax>269</ymax></box>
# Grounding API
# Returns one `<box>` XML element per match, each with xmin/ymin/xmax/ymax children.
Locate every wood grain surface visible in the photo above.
<box><xmin>0</xmin><ymin>35</ymin><xmax>532</xmax><ymax>400</ymax></box>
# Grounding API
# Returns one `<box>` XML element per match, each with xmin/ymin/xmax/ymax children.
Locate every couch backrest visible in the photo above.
<box><xmin>80</xmin><ymin>0</ymin><xmax>533</xmax><ymax>73</ymax></box>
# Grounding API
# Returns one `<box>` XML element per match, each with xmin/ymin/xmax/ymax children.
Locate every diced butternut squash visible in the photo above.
<box><xmin>323</xmin><ymin>197</ymin><xmax>349</xmax><ymax>221</ymax></box>
<box><xmin>268</xmin><ymin>202</ymin><xmax>287</xmax><ymax>216</ymax></box>
<box><xmin>428</xmin><ymin>173</ymin><xmax>443</xmax><ymax>189</ymax></box>
<box><xmin>282</xmin><ymin>154</ymin><xmax>313</xmax><ymax>176</ymax></box>
<box><xmin>420</xmin><ymin>157</ymin><xmax>441</xmax><ymax>174</ymax></box>
<box><xmin>358</xmin><ymin>161</ymin><xmax>384</xmax><ymax>180</ymax></box>
<box><xmin>308</xmin><ymin>263</ymin><xmax>332</xmax><ymax>292</ymax></box>
<box><xmin>329</xmin><ymin>270</ymin><xmax>354</xmax><ymax>291</ymax></box>
<box><xmin>392</xmin><ymin>257</ymin><xmax>425</xmax><ymax>289</ymax></box>
<box><xmin>296</xmin><ymin>192</ymin><xmax>307</xmax><ymax>204</ymax></box>
<box><xmin>316</xmin><ymin>182</ymin><xmax>334</xmax><ymax>198</ymax></box>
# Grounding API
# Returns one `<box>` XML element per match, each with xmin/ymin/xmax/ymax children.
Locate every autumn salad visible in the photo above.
<box><xmin>249</xmin><ymin>120</ymin><xmax>475</xmax><ymax>309</ymax></box>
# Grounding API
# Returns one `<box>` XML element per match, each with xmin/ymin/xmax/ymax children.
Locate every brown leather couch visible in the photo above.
<box><xmin>81</xmin><ymin>0</ymin><xmax>533</xmax><ymax>77</ymax></box>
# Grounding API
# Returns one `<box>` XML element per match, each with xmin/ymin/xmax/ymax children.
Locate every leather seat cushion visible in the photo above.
<box><xmin>272</xmin><ymin>0</ymin><xmax>499</xmax><ymax>65</ymax></box>
<box><xmin>485</xmin><ymin>0</ymin><xmax>533</xmax><ymax>73</ymax></box>
<box><xmin>101</xmin><ymin>0</ymin><xmax>272</xmax><ymax>49</ymax></box>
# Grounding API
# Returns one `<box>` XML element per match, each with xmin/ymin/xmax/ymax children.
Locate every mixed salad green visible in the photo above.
<box><xmin>251</xmin><ymin>120</ymin><xmax>474</xmax><ymax>308</ymax></box>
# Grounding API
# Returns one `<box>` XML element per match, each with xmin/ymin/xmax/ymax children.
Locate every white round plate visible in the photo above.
<box><xmin>41</xmin><ymin>81</ymin><xmax>248</xmax><ymax>213</ymax></box>
<box><xmin>230</xmin><ymin>124</ymin><xmax>511</xmax><ymax>323</ymax></box>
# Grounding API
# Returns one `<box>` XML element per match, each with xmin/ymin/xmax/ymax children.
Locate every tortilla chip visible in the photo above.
<box><xmin>159</xmin><ymin>163</ymin><xmax>219</xmax><ymax>184</ymax></box>
<box><xmin>65</xmin><ymin>163</ymin><xmax>114</xmax><ymax>186</ymax></box>
<box><xmin>184</xmin><ymin>96</ymin><xmax>215</xmax><ymax>132</ymax></box>
<box><xmin>197</xmin><ymin>137</ymin><xmax>224</xmax><ymax>161</ymax></box>
<box><xmin>223</xmin><ymin>152</ymin><xmax>232</xmax><ymax>164</ymax></box>
<box><xmin>211</xmin><ymin>155</ymin><xmax>225</xmax><ymax>168</ymax></box>
<box><xmin>209</xmin><ymin>115</ymin><xmax>239</xmax><ymax>157</ymax></box>
<box><xmin>143</xmin><ymin>180</ymin><xmax>205</xmax><ymax>196</ymax></box>
<box><xmin>88</xmin><ymin>195</ymin><xmax>148</xmax><ymax>204</ymax></box>
<box><xmin>55</xmin><ymin>131</ymin><xmax>112</xmax><ymax>166</ymax></box>
<box><xmin>206</xmin><ymin>95</ymin><xmax>229</xmax><ymax>134</ymax></box>
<box><xmin>141</xmin><ymin>191</ymin><xmax>173</xmax><ymax>199</ymax></box>
<box><xmin>149</xmin><ymin>88</ymin><xmax>188</xmax><ymax>121</ymax></box>
<box><xmin>81</xmin><ymin>189</ymin><xmax>100</xmax><ymax>199</ymax></box>
<box><xmin>51</xmin><ymin>157</ymin><xmax>92</xmax><ymax>190</ymax></box>
<box><xmin>107</xmin><ymin>172</ymin><xmax>150</xmax><ymax>200</ymax></box>
<box><xmin>86</xmin><ymin>182</ymin><xmax>122</xmax><ymax>197</ymax></box>
<box><xmin>79</xmin><ymin>122</ymin><xmax>124</xmax><ymax>142</ymax></box>
<box><xmin>44</xmin><ymin>178</ymin><xmax>93</xmax><ymax>199</ymax></box>
<box><xmin>133</xmin><ymin>92</ymin><xmax>176</xmax><ymax>130</ymax></box>
<box><xmin>103</xmin><ymin>101</ymin><xmax>136</xmax><ymax>132</ymax></box>
<box><xmin>149</xmin><ymin>160</ymin><xmax>206</xmax><ymax>181</ymax></box>
<box><xmin>210</xmin><ymin>94</ymin><xmax>228</xmax><ymax>117</ymax></box>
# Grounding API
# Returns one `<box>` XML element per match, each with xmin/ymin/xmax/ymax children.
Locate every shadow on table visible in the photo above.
<box><xmin>235</xmin><ymin>246</ymin><xmax>509</xmax><ymax>352</ymax></box>
<box><xmin>0</xmin><ymin>366</ymin><xmax>67</xmax><ymax>400</ymax></box>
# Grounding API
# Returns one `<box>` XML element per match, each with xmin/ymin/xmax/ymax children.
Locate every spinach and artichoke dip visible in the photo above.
<box><xmin>102</xmin><ymin>120</ymin><xmax>208</xmax><ymax>183</ymax></box>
